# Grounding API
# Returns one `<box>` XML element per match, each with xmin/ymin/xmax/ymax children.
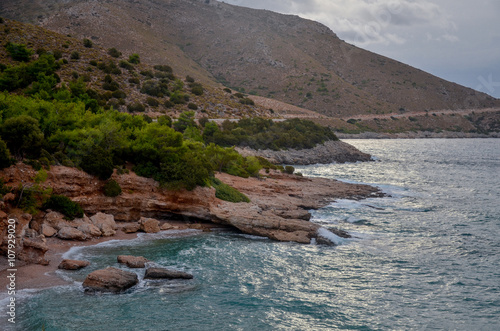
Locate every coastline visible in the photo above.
<box><xmin>336</xmin><ymin>131</ymin><xmax>500</xmax><ymax>139</ymax></box>
<box><xmin>0</xmin><ymin>220</ymin><xmax>223</xmax><ymax>295</ymax></box>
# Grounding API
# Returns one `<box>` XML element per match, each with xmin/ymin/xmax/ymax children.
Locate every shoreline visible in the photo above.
<box><xmin>0</xmin><ymin>221</ymin><xmax>225</xmax><ymax>296</ymax></box>
<box><xmin>336</xmin><ymin>131</ymin><xmax>500</xmax><ymax>139</ymax></box>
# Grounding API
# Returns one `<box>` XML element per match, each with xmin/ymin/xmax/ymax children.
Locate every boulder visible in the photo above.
<box><xmin>121</xmin><ymin>222</ymin><xmax>140</xmax><ymax>233</ymax></box>
<box><xmin>139</xmin><ymin>217</ymin><xmax>160</xmax><ymax>233</ymax></box>
<box><xmin>58</xmin><ymin>259</ymin><xmax>90</xmax><ymax>270</ymax></box>
<box><xmin>160</xmin><ymin>223</ymin><xmax>174</xmax><ymax>231</ymax></box>
<box><xmin>57</xmin><ymin>227</ymin><xmax>87</xmax><ymax>241</ymax></box>
<box><xmin>82</xmin><ymin>267</ymin><xmax>138</xmax><ymax>293</ymax></box>
<box><xmin>41</xmin><ymin>224</ymin><xmax>58</xmax><ymax>237</ymax></box>
<box><xmin>44</xmin><ymin>211</ymin><xmax>72</xmax><ymax>230</ymax></box>
<box><xmin>90</xmin><ymin>212</ymin><xmax>117</xmax><ymax>237</ymax></box>
<box><xmin>117</xmin><ymin>255</ymin><xmax>149</xmax><ymax>268</ymax></box>
<box><xmin>144</xmin><ymin>267</ymin><xmax>193</xmax><ymax>280</ymax></box>
<box><xmin>18</xmin><ymin>235</ymin><xmax>49</xmax><ymax>265</ymax></box>
<box><xmin>77</xmin><ymin>223</ymin><xmax>102</xmax><ymax>238</ymax></box>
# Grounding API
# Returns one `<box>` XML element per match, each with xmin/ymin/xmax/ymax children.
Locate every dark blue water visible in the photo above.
<box><xmin>3</xmin><ymin>139</ymin><xmax>500</xmax><ymax>330</ymax></box>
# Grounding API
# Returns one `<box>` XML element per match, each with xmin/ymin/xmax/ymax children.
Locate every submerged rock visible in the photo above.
<box><xmin>82</xmin><ymin>267</ymin><xmax>138</xmax><ymax>293</ymax></box>
<box><xmin>144</xmin><ymin>267</ymin><xmax>193</xmax><ymax>280</ymax></box>
<box><xmin>58</xmin><ymin>259</ymin><xmax>90</xmax><ymax>270</ymax></box>
<box><xmin>117</xmin><ymin>255</ymin><xmax>149</xmax><ymax>268</ymax></box>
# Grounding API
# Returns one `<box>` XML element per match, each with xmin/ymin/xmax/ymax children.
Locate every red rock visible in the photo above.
<box><xmin>58</xmin><ymin>259</ymin><xmax>90</xmax><ymax>270</ymax></box>
<box><xmin>83</xmin><ymin>267</ymin><xmax>138</xmax><ymax>293</ymax></box>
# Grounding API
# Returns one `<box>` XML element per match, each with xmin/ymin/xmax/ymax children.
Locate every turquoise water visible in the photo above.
<box><xmin>4</xmin><ymin>139</ymin><xmax>500</xmax><ymax>330</ymax></box>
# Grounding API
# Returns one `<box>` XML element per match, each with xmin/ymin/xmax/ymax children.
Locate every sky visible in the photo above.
<box><xmin>223</xmin><ymin>0</ymin><xmax>500</xmax><ymax>98</ymax></box>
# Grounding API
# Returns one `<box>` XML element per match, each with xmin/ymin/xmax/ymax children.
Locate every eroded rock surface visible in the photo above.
<box><xmin>58</xmin><ymin>259</ymin><xmax>90</xmax><ymax>270</ymax></box>
<box><xmin>144</xmin><ymin>267</ymin><xmax>193</xmax><ymax>280</ymax></box>
<box><xmin>117</xmin><ymin>255</ymin><xmax>149</xmax><ymax>268</ymax></box>
<box><xmin>82</xmin><ymin>267</ymin><xmax>138</xmax><ymax>293</ymax></box>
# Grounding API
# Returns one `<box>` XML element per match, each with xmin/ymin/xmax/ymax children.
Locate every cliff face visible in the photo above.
<box><xmin>0</xmin><ymin>163</ymin><xmax>381</xmax><ymax>246</ymax></box>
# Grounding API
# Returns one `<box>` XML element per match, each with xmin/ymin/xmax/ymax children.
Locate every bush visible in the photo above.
<box><xmin>186</xmin><ymin>75</ymin><xmax>195</xmax><ymax>83</ymax></box>
<box><xmin>119</xmin><ymin>60</ymin><xmax>134</xmax><ymax>71</ymax></box>
<box><xmin>164</xmin><ymin>100</ymin><xmax>174</xmax><ymax>108</ymax></box>
<box><xmin>108</xmin><ymin>48</ymin><xmax>122</xmax><ymax>58</ymax></box>
<box><xmin>223</xmin><ymin>88</ymin><xmax>232</xmax><ymax>93</ymax></box>
<box><xmin>239</xmin><ymin>97</ymin><xmax>255</xmax><ymax>106</ymax></box>
<box><xmin>43</xmin><ymin>195</ymin><xmax>84</xmax><ymax>219</ymax></box>
<box><xmin>127</xmin><ymin>102</ymin><xmax>145</xmax><ymax>112</ymax></box>
<box><xmin>211</xmin><ymin>178</ymin><xmax>250</xmax><ymax>203</ymax></box>
<box><xmin>83</xmin><ymin>38</ymin><xmax>93</xmax><ymax>48</ymax></box>
<box><xmin>5</xmin><ymin>42</ymin><xmax>33</xmax><ymax>62</ymax></box>
<box><xmin>128</xmin><ymin>77</ymin><xmax>140</xmax><ymax>85</ymax></box>
<box><xmin>80</xmin><ymin>146</ymin><xmax>114</xmax><ymax>180</ymax></box>
<box><xmin>129</xmin><ymin>53</ymin><xmax>140</xmax><ymax>64</ymax></box>
<box><xmin>103</xmin><ymin>179</ymin><xmax>122</xmax><ymax>197</ymax></box>
<box><xmin>284</xmin><ymin>165</ymin><xmax>295</xmax><ymax>174</ymax></box>
<box><xmin>53</xmin><ymin>49</ymin><xmax>63</xmax><ymax>60</ymax></box>
<box><xmin>154</xmin><ymin>65</ymin><xmax>173</xmax><ymax>72</ymax></box>
<box><xmin>70</xmin><ymin>51</ymin><xmax>80</xmax><ymax>60</ymax></box>
<box><xmin>146</xmin><ymin>97</ymin><xmax>159</xmax><ymax>107</ymax></box>
<box><xmin>188</xmin><ymin>102</ymin><xmax>198</xmax><ymax>110</ymax></box>
<box><xmin>0</xmin><ymin>139</ymin><xmax>12</xmax><ymax>169</ymax></box>
<box><xmin>190</xmin><ymin>83</ymin><xmax>204</xmax><ymax>96</ymax></box>
<box><xmin>1</xmin><ymin>115</ymin><xmax>43</xmax><ymax>158</ymax></box>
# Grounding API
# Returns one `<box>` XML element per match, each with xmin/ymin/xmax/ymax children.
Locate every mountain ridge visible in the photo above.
<box><xmin>1</xmin><ymin>0</ymin><xmax>498</xmax><ymax>121</ymax></box>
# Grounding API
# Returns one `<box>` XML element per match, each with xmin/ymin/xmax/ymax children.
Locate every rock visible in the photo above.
<box><xmin>90</xmin><ymin>212</ymin><xmax>117</xmax><ymax>237</ymax></box>
<box><xmin>44</xmin><ymin>211</ymin><xmax>72</xmax><ymax>230</ymax></box>
<box><xmin>82</xmin><ymin>267</ymin><xmax>139</xmax><ymax>293</ymax></box>
<box><xmin>57</xmin><ymin>227</ymin><xmax>87</xmax><ymax>241</ymax></box>
<box><xmin>2</xmin><ymin>192</ymin><xmax>16</xmax><ymax>202</ymax></box>
<box><xmin>41</xmin><ymin>224</ymin><xmax>57</xmax><ymax>237</ymax></box>
<box><xmin>139</xmin><ymin>217</ymin><xmax>160</xmax><ymax>233</ymax></box>
<box><xmin>117</xmin><ymin>255</ymin><xmax>149</xmax><ymax>268</ymax></box>
<box><xmin>18</xmin><ymin>235</ymin><xmax>49</xmax><ymax>265</ymax></box>
<box><xmin>77</xmin><ymin>223</ymin><xmax>102</xmax><ymax>238</ymax></box>
<box><xmin>58</xmin><ymin>259</ymin><xmax>90</xmax><ymax>270</ymax></box>
<box><xmin>144</xmin><ymin>267</ymin><xmax>193</xmax><ymax>280</ymax></box>
<box><xmin>122</xmin><ymin>222</ymin><xmax>140</xmax><ymax>233</ymax></box>
<box><xmin>160</xmin><ymin>223</ymin><xmax>174</xmax><ymax>231</ymax></box>
<box><xmin>236</xmin><ymin>140</ymin><xmax>372</xmax><ymax>165</ymax></box>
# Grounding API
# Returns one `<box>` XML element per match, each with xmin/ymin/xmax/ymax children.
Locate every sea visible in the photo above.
<box><xmin>2</xmin><ymin>138</ymin><xmax>499</xmax><ymax>330</ymax></box>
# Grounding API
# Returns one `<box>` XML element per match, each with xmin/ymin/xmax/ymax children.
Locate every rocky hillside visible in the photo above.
<box><xmin>0</xmin><ymin>18</ymin><xmax>272</xmax><ymax>119</ymax></box>
<box><xmin>1</xmin><ymin>0</ymin><xmax>498</xmax><ymax>119</ymax></box>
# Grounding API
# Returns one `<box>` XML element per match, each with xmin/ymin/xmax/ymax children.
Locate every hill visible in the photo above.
<box><xmin>1</xmin><ymin>0</ymin><xmax>498</xmax><ymax>119</ymax></box>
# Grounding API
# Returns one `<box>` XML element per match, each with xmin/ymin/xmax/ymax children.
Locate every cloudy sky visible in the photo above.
<box><xmin>224</xmin><ymin>0</ymin><xmax>500</xmax><ymax>98</ymax></box>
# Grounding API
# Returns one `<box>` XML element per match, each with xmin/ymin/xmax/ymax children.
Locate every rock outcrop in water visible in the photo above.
<box><xmin>82</xmin><ymin>267</ymin><xmax>138</xmax><ymax>293</ymax></box>
<box><xmin>236</xmin><ymin>140</ymin><xmax>372</xmax><ymax>165</ymax></box>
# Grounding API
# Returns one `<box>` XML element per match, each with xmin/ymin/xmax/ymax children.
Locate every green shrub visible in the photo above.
<box><xmin>83</xmin><ymin>38</ymin><xmax>93</xmax><ymax>48</ymax></box>
<box><xmin>284</xmin><ymin>165</ymin><xmax>295</xmax><ymax>174</ymax></box>
<box><xmin>190</xmin><ymin>83</ymin><xmax>204</xmax><ymax>96</ymax></box>
<box><xmin>188</xmin><ymin>102</ymin><xmax>198</xmax><ymax>110</ymax></box>
<box><xmin>146</xmin><ymin>97</ymin><xmax>159</xmax><ymax>107</ymax></box>
<box><xmin>186</xmin><ymin>75</ymin><xmax>195</xmax><ymax>83</ymax></box>
<box><xmin>0</xmin><ymin>178</ymin><xmax>11</xmax><ymax>197</ymax></box>
<box><xmin>223</xmin><ymin>88</ymin><xmax>232</xmax><ymax>93</ymax></box>
<box><xmin>0</xmin><ymin>139</ymin><xmax>12</xmax><ymax>169</ymax></box>
<box><xmin>5</xmin><ymin>42</ymin><xmax>33</xmax><ymax>62</ymax></box>
<box><xmin>129</xmin><ymin>53</ymin><xmax>140</xmax><ymax>64</ymax></box>
<box><xmin>234</xmin><ymin>92</ymin><xmax>244</xmax><ymax>98</ymax></box>
<box><xmin>43</xmin><ymin>195</ymin><xmax>84</xmax><ymax>219</ymax></box>
<box><xmin>119</xmin><ymin>60</ymin><xmax>134</xmax><ymax>71</ymax></box>
<box><xmin>80</xmin><ymin>146</ymin><xmax>114</xmax><ymax>180</ymax></box>
<box><xmin>70</xmin><ymin>51</ymin><xmax>80</xmax><ymax>60</ymax></box>
<box><xmin>103</xmin><ymin>179</ymin><xmax>122</xmax><ymax>197</ymax></box>
<box><xmin>128</xmin><ymin>77</ymin><xmax>140</xmax><ymax>85</ymax></box>
<box><xmin>108</xmin><ymin>48</ymin><xmax>122</xmax><ymax>58</ymax></box>
<box><xmin>158</xmin><ymin>115</ymin><xmax>172</xmax><ymax>127</ymax></box>
<box><xmin>164</xmin><ymin>100</ymin><xmax>174</xmax><ymax>108</ymax></box>
<box><xmin>1</xmin><ymin>115</ymin><xmax>43</xmax><ymax>158</ymax></box>
<box><xmin>239</xmin><ymin>97</ymin><xmax>255</xmax><ymax>106</ymax></box>
<box><xmin>211</xmin><ymin>178</ymin><xmax>250</xmax><ymax>203</ymax></box>
<box><xmin>53</xmin><ymin>49</ymin><xmax>63</xmax><ymax>60</ymax></box>
<box><xmin>154</xmin><ymin>65</ymin><xmax>173</xmax><ymax>72</ymax></box>
<box><xmin>127</xmin><ymin>102</ymin><xmax>145</xmax><ymax>112</ymax></box>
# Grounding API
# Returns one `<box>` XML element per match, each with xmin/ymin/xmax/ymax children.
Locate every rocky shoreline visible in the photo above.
<box><xmin>336</xmin><ymin>131</ymin><xmax>500</xmax><ymax>139</ymax></box>
<box><xmin>0</xmin><ymin>162</ymin><xmax>382</xmax><ymax>291</ymax></box>
<box><xmin>236</xmin><ymin>140</ymin><xmax>373</xmax><ymax>165</ymax></box>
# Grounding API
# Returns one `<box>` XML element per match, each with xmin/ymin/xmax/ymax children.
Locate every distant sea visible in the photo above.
<box><xmin>3</xmin><ymin>139</ymin><xmax>500</xmax><ymax>330</ymax></box>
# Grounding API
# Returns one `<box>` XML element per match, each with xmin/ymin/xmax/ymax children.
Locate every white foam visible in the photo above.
<box><xmin>238</xmin><ymin>234</ymin><xmax>269</xmax><ymax>240</ymax></box>
<box><xmin>317</xmin><ymin>227</ymin><xmax>348</xmax><ymax>245</ymax></box>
